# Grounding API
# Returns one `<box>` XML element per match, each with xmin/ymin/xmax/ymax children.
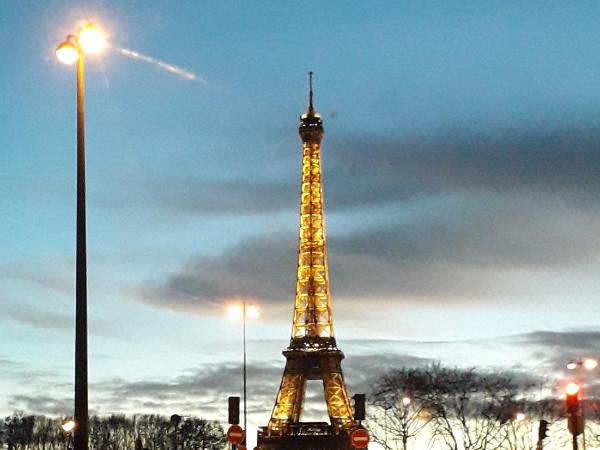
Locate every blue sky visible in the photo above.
<box><xmin>1</xmin><ymin>0</ymin><xmax>600</xmax><ymax>446</ymax></box>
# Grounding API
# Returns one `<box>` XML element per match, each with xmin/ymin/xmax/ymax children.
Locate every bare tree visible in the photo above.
<box><xmin>370</xmin><ymin>365</ymin><xmax>530</xmax><ymax>450</ymax></box>
<box><xmin>370</xmin><ymin>366</ymin><xmax>436</xmax><ymax>450</ymax></box>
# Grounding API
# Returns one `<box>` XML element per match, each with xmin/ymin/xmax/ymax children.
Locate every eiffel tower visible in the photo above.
<box><xmin>257</xmin><ymin>73</ymin><xmax>364</xmax><ymax>450</ymax></box>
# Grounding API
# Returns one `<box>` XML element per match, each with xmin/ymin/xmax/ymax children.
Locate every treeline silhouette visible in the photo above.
<box><xmin>1</xmin><ymin>412</ymin><xmax>227</xmax><ymax>450</ymax></box>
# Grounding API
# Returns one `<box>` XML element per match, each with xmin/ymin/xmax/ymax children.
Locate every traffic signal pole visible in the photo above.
<box><xmin>537</xmin><ymin>420</ymin><xmax>549</xmax><ymax>450</ymax></box>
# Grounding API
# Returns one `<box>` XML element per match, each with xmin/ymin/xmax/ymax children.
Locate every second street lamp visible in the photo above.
<box><xmin>228</xmin><ymin>300</ymin><xmax>260</xmax><ymax>446</ymax></box>
<box><xmin>56</xmin><ymin>22</ymin><xmax>106</xmax><ymax>450</ymax></box>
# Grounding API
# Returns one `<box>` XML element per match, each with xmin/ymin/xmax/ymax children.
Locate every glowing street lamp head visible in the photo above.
<box><xmin>56</xmin><ymin>38</ymin><xmax>79</xmax><ymax>65</ymax></box>
<box><xmin>583</xmin><ymin>358</ymin><xmax>598</xmax><ymax>370</ymax></box>
<box><xmin>565</xmin><ymin>382</ymin><xmax>581</xmax><ymax>396</ymax></box>
<box><xmin>227</xmin><ymin>305</ymin><xmax>243</xmax><ymax>322</ymax></box>
<box><xmin>401</xmin><ymin>396</ymin><xmax>411</xmax><ymax>406</ymax></box>
<box><xmin>515</xmin><ymin>412</ymin><xmax>526</xmax><ymax>421</ymax></box>
<box><xmin>247</xmin><ymin>304</ymin><xmax>260</xmax><ymax>320</ymax></box>
<box><xmin>79</xmin><ymin>23</ymin><xmax>106</xmax><ymax>54</ymax></box>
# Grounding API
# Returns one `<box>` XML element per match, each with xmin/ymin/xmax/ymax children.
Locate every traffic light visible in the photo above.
<box><xmin>538</xmin><ymin>420</ymin><xmax>549</xmax><ymax>441</ymax></box>
<box><xmin>228</xmin><ymin>396</ymin><xmax>240</xmax><ymax>425</ymax></box>
<box><xmin>565</xmin><ymin>383</ymin><xmax>580</xmax><ymax>415</ymax></box>
<box><xmin>353</xmin><ymin>394</ymin><xmax>366</xmax><ymax>421</ymax></box>
<box><xmin>565</xmin><ymin>383</ymin><xmax>583</xmax><ymax>436</ymax></box>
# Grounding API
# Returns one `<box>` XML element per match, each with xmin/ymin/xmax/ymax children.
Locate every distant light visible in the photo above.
<box><xmin>227</xmin><ymin>305</ymin><xmax>243</xmax><ymax>322</ymax></box>
<box><xmin>566</xmin><ymin>361</ymin><xmax>578</xmax><ymax>371</ymax></box>
<box><xmin>515</xmin><ymin>412</ymin><xmax>526</xmax><ymax>421</ymax></box>
<box><xmin>79</xmin><ymin>23</ymin><xmax>106</xmax><ymax>54</ymax></box>
<box><xmin>247</xmin><ymin>305</ymin><xmax>260</xmax><ymax>320</ymax></box>
<box><xmin>62</xmin><ymin>419</ymin><xmax>76</xmax><ymax>433</ymax></box>
<box><xmin>565</xmin><ymin>382</ymin><xmax>581</xmax><ymax>396</ymax></box>
<box><xmin>583</xmin><ymin>358</ymin><xmax>598</xmax><ymax>370</ymax></box>
<box><xmin>56</xmin><ymin>40</ymin><xmax>79</xmax><ymax>65</ymax></box>
<box><xmin>401</xmin><ymin>397</ymin><xmax>411</xmax><ymax>406</ymax></box>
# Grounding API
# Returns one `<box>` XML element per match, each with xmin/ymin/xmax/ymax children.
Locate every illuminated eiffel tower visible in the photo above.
<box><xmin>257</xmin><ymin>73</ymin><xmax>364</xmax><ymax>450</ymax></box>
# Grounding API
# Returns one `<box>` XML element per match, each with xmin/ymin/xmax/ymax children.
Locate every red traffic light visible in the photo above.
<box><xmin>564</xmin><ymin>382</ymin><xmax>583</xmax><ymax>436</ymax></box>
<box><xmin>565</xmin><ymin>383</ymin><xmax>581</xmax><ymax>415</ymax></box>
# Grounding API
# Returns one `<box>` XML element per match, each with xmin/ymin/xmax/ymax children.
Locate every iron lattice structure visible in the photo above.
<box><xmin>257</xmin><ymin>74</ymin><xmax>361</xmax><ymax>450</ymax></box>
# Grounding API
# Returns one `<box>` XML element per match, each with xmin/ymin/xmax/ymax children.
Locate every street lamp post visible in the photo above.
<box><xmin>56</xmin><ymin>23</ymin><xmax>106</xmax><ymax>450</ymax></box>
<box><xmin>242</xmin><ymin>298</ymin><xmax>248</xmax><ymax>441</ymax></box>
<box><xmin>227</xmin><ymin>301</ymin><xmax>259</xmax><ymax>446</ymax></box>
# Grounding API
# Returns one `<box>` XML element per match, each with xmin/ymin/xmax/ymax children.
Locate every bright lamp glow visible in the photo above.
<box><xmin>56</xmin><ymin>41</ymin><xmax>79</xmax><ymax>64</ymax></box>
<box><xmin>247</xmin><ymin>305</ymin><xmax>260</xmax><ymax>320</ymax></box>
<box><xmin>583</xmin><ymin>358</ymin><xmax>598</xmax><ymax>370</ymax></box>
<box><xmin>565</xmin><ymin>382</ymin><xmax>581</xmax><ymax>396</ymax></box>
<box><xmin>401</xmin><ymin>397</ymin><xmax>411</xmax><ymax>406</ymax></box>
<box><xmin>515</xmin><ymin>412</ymin><xmax>526</xmax><ymax>421</ymax></box>
<box><xmin>61</xmin><ymin>419</ymin><xmax>76</xmax><ymax>433</ymax></box>
<box><xmin>227</xmin><ymin>305</ymin><xmax>243</xmax><ymax>321</ymax></box>
<box><xmin>227</xmin><ymin>303</ymin><xmax>260</xmax><ymax>321</ymax></box>
<box><xmin>79</xmin><ymin>23</ymin><xmax>106</xmax><ymax>54</ymax></box>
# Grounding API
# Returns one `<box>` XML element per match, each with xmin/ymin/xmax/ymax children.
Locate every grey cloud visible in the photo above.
<box><xmin>90</xmin><ymin>361</ymin><xmax>282</xmax><ymax>418</ymax></box>
<box><xmin>141</xmin><ymin>189</ymin><xmax>600</xmax><ymax>313</ymax></box>
<box><xmin>141</xmin><ymin>234</ymin><xmax>295</xmax><ymax>313</ymax></box>
<box><xmin>8</xmin><ymin>395</ymin><xmax>73</xmax><ymax>416</ymax></box>
<box><xmin>513</xmin><ymin>329</ymin><xmax>600</xmax><ymax>374</ymax></box>
<box><xmin>87</xmin><ymin>352</ymin><xmax>425</xmax><ymax>418</ymax></box>
<box><xmin>95</xmin><ymin>362</ymin><xmax>281</xmax><ymax>405</ymax></box>
<box><xmin>152</xmin><ymin>181</ymin><xmax>296</xmax><ymax>215</ymax></box>
<box><xmin>129</xmin><ymin>124</ymin><xmax>600</xmax><ymax>216</ymax></box>
<box><xmin>517</xmin><ymin>329</ymin><xmax>600</xmax><ymax>350</ymax></box>
<box><xmin>325</xmin><ymin>125</ymin><xmax>600</xmax><ymax>209</ymax></box>
<box><xmin>0</xmin><ymin>304</ymin><xmax>73</xmax><ymax>331</ymax></box>
<box><xmin>333</xmin><ymin>194</ymin><xmax>600</xmax><ymax>269</ymax></box>
<box><xmin>505</xmin><ymin>329</ymin><xmax>600</xmax><ymax>398</ymax></box>
<box><xmin>0</xmin><ymin>267</ymin><xmax>72</xmax><ymax>298</ymax></box>
<box><xmin>0</xmin><ymin>300</ymin><xmax>126</xmax><ymax>337</ymax></box>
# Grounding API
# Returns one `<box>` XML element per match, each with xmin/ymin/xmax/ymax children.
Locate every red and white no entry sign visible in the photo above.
<box><xmin>227</xmin><ymin>425</ymin><xmax>245</xmax><ymax>445</ymax></box>
<box><xmin>350</xmin><ymin>427</ymin><xmax>369</xmax><ymax>448</ymax></box>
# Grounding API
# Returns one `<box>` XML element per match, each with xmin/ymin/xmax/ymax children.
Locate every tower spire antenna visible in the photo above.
<box><xmin>308</xmin><ymin>71</ymin><xmax>314</xmax><ymax>115</ymax></box>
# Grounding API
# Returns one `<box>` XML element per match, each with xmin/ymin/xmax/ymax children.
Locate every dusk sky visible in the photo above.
<box><xmin>1</xmin><ymin>1</ymin><xmax>599</xmax><ymax>447</ymax></box>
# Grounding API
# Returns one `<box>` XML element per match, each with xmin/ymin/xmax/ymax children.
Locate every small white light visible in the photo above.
<box><xmin>583</xmin><ymin>358</ymin><xmax>598</xmax><ymax>370</ymax></box>
<box><xmin>247</xmin><ymin>305</ymin><xmax>260</xmax><ymax>320</ymax></box>
<box><xmin>566</xmin><ymin>361</ymin><xmax>578</xmax><ymax>371</ymax></box>
<box><xmin>402</xmin><ymin>397</ymin><xmax>411</xmax><ymax>406</ymax></box>
<box><xmin>515</xmin><ymin>412</ymin><xmax>525</xmax><ymax>421</ymax></box>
